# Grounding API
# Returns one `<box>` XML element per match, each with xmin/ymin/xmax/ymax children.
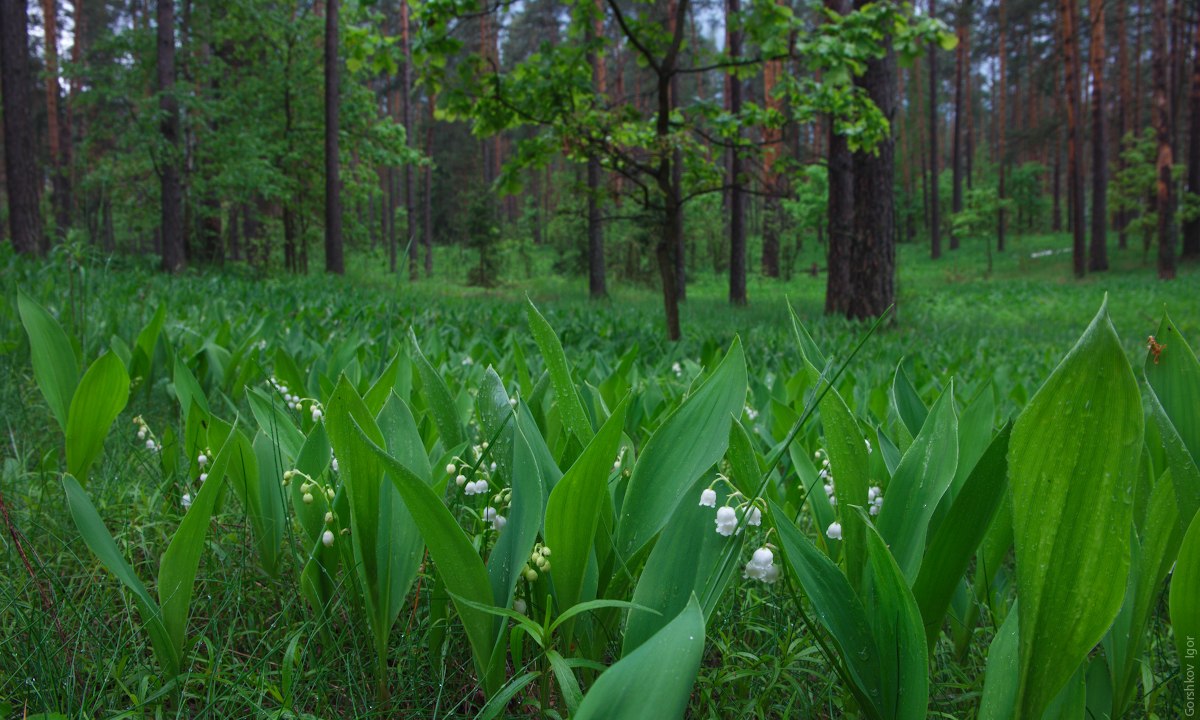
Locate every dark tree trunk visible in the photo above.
<box><xmin>401</xmin><ymin>0</ymin><xmax>419</xmax><ymax>279</ymax></box>
<box><xmin>1117</xmin><ymin>0</ymin><xmax>1131</xmax><ymax>250</ymax></box>
<box><xmin>997</xmin><ymin>0</ymin><xmax>1007</xmax><ymax>252</ymax></box>
<box><xmin>424</xmin><ymin>92</ymin><xmax>436</xmax><ymax>276</ymax></box>
<box><xmin>1153</xmin><ymin>0</ymin><xmax>1176</xmax><ymax>278</ymax></box>
<box><xmin>41</xmin><ymin>0</ymin><xmax>71</xmax><ymax>238</ymax></box>
<box><xmin>1060</xmin><ymin>0</ymin><xmax>1086</xmax><ymax>277</ymax></box>
<box><xmin>324</xmin><ymin>0</ymin><xmax>344</xmax><ymax>274</ymax></box>
<box><xmin>950</xmin><ymin>0</ymin><xmax>970</xmax><ymax>251</ymax></box>
<box><xmin>848</xmin><ymin>5</ymin><xmax>895</xmax><ymax>319</ymax></box>
<box><xmin>1088</xmin><ymin>0</ymin><xmax>1108</xmax><ymax>271</ymax></box>
<box><xmin>1</xmin><ymin>0</ymin><xmax>44</xmax><ymax>254</ymax></box>
<box><xmin>761</xmin><ymin>50</ymin><xmax>784</xmax><ymax>278</ymax></box>
<box><xmin>157</xmin><ymin>0</ymin><xmax>184</xmax><ymax>272</ymax></box>
<box><xmin>587</xmin><ymin>0</ymin><xmax>606</xmax><ymax>298</ymax></box>
<box><xmin>928</xmin><ymin>0</ymin><xmax>940</xmax><ymax>259</ymax></box>
<box><xmin>727</xmin><ymin>0</ymin><xmax>746</xmax><ymax>305</ymax></box>
<box><xmin>1053</xmin><ymin>135</ymin><xmax>1062</xmax><ymax>231</ymax></box>
<box><xmin>824</xmin><ymin>0</ymin><xmax>853</xmax><ymax>316</ymax></box>
<box><xmin>1184</xmin><ymin>13</ymin><xmax>1200</xmax><ymax>260</ymax></box>
<box><xmin>669</xmin><ymin>0</ymin><xmax>685</xmax><ymax>302</ymax></box>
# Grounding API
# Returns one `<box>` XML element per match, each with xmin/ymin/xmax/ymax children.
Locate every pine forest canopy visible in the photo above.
<box><xmin>1</xmin><ymin>0</ymin><xmax>1197</xmax><ymax>338</ymax></box>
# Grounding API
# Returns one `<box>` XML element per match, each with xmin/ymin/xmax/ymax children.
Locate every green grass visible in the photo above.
<box><xmin>0</xmin><ymin>233</ymin><xmax>1195</xmax><ymax>718</ymax></box>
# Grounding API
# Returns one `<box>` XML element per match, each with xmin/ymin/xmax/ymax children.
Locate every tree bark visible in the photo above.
<box><xmin>997</xmin><ymin>0</ymin><xmax>1007</xmax><ymax>252</ymax></box>
<box><xmin>1116</xmin><ymin>0</ymin><xmax>1131</xmax><ymax>250</ymax></box>
<box><xmin>157</xmin><ymin>0</ymin><xmax>184</xmax><ymax>272</ymax></box>
<box><xmin>727</xmin><ymin>0</ymin><xmax>746</xmax><ymax>305</ymax></box>
<box><xmin>1153</xmin><ymin>0</ymin><xmax>1176</xmax><ymax>278</ymax></box>
<box><xmin>1184</xmin><ymin>11</ymin><xmax>1200</xmax><ymax>260</ymax></box>
<box><xmin>424</xmin><ymin>91</ymin><xmax>436</xmax><ymax>275</ymax></box>
<box><xmin>824</xmin><ymin>0</ymin><xmax>853</xmax><ymax>316</ymax></box>
<box><xmin>587</xmin><ymin>0</ymin><xmax>607</xmax><ymax>298</ymax></box>
<box><xmin>950</xmin><ymin>0</ymin><xmax>969</xmax><ymax>247</ymax></box>
<box><xmin>401</xmin><ymin>0</ymin><xmax>419</xmax><ymax>279</ymax></box>
<box><xmin>928</xmin><ymin>0</ymin><xmax>940</xmax><ymax>259</ymax></box>
<box><xmin>1059</xmin><ymin>0</ymin><xmax>1086</xmax><ymax>277</ymax></box>
<box><xmin>761</xmin><ymin>47</ymin><xmax>784</xmax><ymax>278</ymax></box>
<box><xmin>848</xmin><ymin>3</ymin><xmax>895</xmax><ymax>319</ymax></box>
<box><xmin>324</xmin><ymin>0</ymin><xmax>345</xmax><ymax>274</ymax></box>
<box><xmin>1088</xmin><ymin>0</ymin><xmax>1108</xmax><ymax>271</ymax></box>
<box><xmin>1</xmin><ymin>0</ymin><xmax>44</xmax><ymax>254</ymax></box>
<box><xmin>40</xmin><ymin>0</ymin><xmax>71</xmax><ymax>238</ymax></box>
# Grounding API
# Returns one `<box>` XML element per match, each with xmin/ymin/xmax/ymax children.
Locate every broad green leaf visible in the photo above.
<box><xmin>861</xmin><ymin>513</ymin><xmax>929</xmax><ymax>720</ymax></box>
<box><xmin>1009</xmin><ymin>300</ymin><xmax>1141</xmax><ymax>720</ymax></box>
<box><xmin>65</xmin><ymin>352</ymin><xmax>130</xmax><ymax>481</ymax></box>
<box><xmin>616</xmin><ymin>338</ymin><xmax>747</xmax><ymax>559</ymax></box>
<box><xmin>787</xmin><ymin>298</ymin><xmax>826</xmax><ymax>368</ymax></box>
<box><xmin>573</xmin><ymin>595</ymin><xmax>705</xmax><ymax>720</ymax></box>
<box><xmin>63</xmin><ymin>475</ymin><xmax>176</xmax><ymax>675</ymax></box>
<box><xmin>487</xmin><ymin>421</ymin><xmax>543</xmax><ymax>611</ymax></box>
<box><xmin>325</xmin><ymin>378</ymin><xmax>411</xmax><ymax>671</ymax></box>
<box><xmin>546</xmin><ymin>649</ymin><xmax>583</xmax><ymax>715</ymax></box>
<box><xmin>891</xmin><ymin>362</ymin><xmax>928</xmax><ymax>439</ymax></box>
<box><xmin>812</xmin><ymin>357</ymin><xmax>870</xmax><ymax>591</ymax></box>
<box><xmin>912</xmin><ymin>423</ymin><xmax>1011</xmax><ymax>648</ymax></box>
<box><xmin>130</xmin><ymin>303</ymin><xmax>166</xmax><ymax>382</ymax></box>
<box><xmin>1145</xmin><ymin>313</ymin><xmax>1200</xmax><ymax>530</ymax></box>
<box><xmin>545</xmin><ymin>399</ymin><xmax>628</xmax><ymax>619</ymax></box>
<box><xmin>876</xmin><ymin>382</ymin><xmax>959</xmax><ymax>583</ymax></box>
<box><xmin>173</xmin><ymin>354</ymin><xmax>211</xmax><ymax>417</ymax></box>
<box><xmin>158</xmin><ymin>425</ymin><xmax>237</xmax><ymax>671</ymax></box>
<box><xmin>1105</xmin><ymin>471</ymin><xmax>1184</xmax><ymax>716</ymax></box>
<box><xmin>354</xmin><ymin>419</ymin><xmax>499</xmax><ymax>693</ymax></box>
<box><xmin>724</xmin><ymin>418</ymin><xmax>761</xmax><ymax>497</ymax></box>
<box><xmin>623</xmin><ymin>480</ymin><xmax>743</xmax><ymax>656</ymax></box>
<box><xmin>1170</xmin><ymin>513</ymin><xmax>1200</xmax><ymax>680</ymax></box>
<box><xmin>409</xmin><ymin>328</ymin><xmax>464</xmax><ymax>448</ymax></box>
<box><xmin>770</xmin><ymin>500</ymin><xmax>883</xmax><ymax>715</ymax></box>
<box><xmin>527</xmin><ymin>300</ymin><xmax>594</xmax><ymax>445</ymax></box>
<box><xmin>18</xmin><ymin>290</ymin><xmax>79</xmax><ymax>430</ymax></box>
<box><xmin>979</xmin><ymin>605</ymin><xmax>1020</xmax><ymax>720</ymax></box>
<box><xmin>247</xmin><ymin>386</ymin><xmax>305</xmax><ymax>462</ymax></box>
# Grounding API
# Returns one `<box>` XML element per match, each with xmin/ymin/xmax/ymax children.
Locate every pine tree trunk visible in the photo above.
<box><xmin>157</xmin><ymin>0</ymin><xmax>184</xmax><ymax>272</ymax></box>
<box><xmin>928</xmin><ymin>0</ymin><xmax>940</xmax><ymax>259</ymax></box>
<box><xmin>41</xmin><ymin>0</ymin><xmax>71</xmax><ymax>238</ymax></box>
<box><xmin>424</xmin><ymin>91</ymin><xmax>436</xmax><ymax>275</ymax></box>
<box><xmin>588</xmin><ymin>0</ymin><xmax>607</xmax><ymax>298</ymax></box>
<box><xmin>1116</xmin><ymin>0</ymin><xmax>1130</xmax><ymax>249</ymax></box>
<box><xmin>1088</xmin><ymin>0</ymin><xmax>1108</xmax><ymax>271</ymax></box>
<box><xmin>324</xmin><ymin>0</ymin><xmax>344</xmax><ymax>274</ymax></box>
<box><xmin>727</xmin><ymin>0</ymin><xmax>746</xmax><ymax>305</ymax></box>
<box><xmin>950</xmin><ymin>0</ymin><xmax>970</xmax><ymax>250</ymax></box>
<box><xmin>1153</xmin><ymin>0</ymin><xmax>1176</xmax><ymax>278</ymax></box>
<box><xmin>997</xmin><ymin>0</ymin><xmax>1007</xmax><ymax>252</ymax></box>
<box><xmin>1060</xmin><ymin>0</ymin><xmax>1087</xmax><ymax>277</ymax></box>
<box><xmin>824</xmin><ymin>0</ymin><xmax>853</xmax><ymax>316</ymax></box>
<box><xmin>848</xmin><ymin>3</ymin><xmax>895</xmax><ymax>320</ymax></box>
<box><xmin>1</xmin><ymin>0</ymin><xmax>44</xmax><ymax>254</ymax></box>
<box><xmin>1184</xmin><ymin>13</ymin><xmax>1200</xmax><ymax>260</ymax></box>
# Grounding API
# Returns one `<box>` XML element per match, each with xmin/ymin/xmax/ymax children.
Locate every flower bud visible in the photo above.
<box><xmin>322</xmin><ymin>530</ymin><xmax>335</xmax><ymax>547</ymax></box>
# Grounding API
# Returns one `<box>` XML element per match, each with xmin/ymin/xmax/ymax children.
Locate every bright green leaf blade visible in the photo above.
<box><xmin>131</xmin><ymin>303</ymin><xmax>167</xmax><ymax>382</ymax></box>
<box><xmin>770</xmin><ymin>500</ymin><xmax>883</xmax><ymax>714</ymax></box>
<box><xmin>1009</xmin><ymin>299</ymin><xmax>1142</xmax><ymax>720</ymax></box>
<box><xmin>527</xmin><ymin>300</ymin><xmax>594</xmax><ymax>445</ymax></box>
<box><xmin>545</xmin><ymin>398</ymin><xmax>628</xmax><ymax>614</ymax></box>
<box><xmin>876</xmin><ymin>382</ymin><xmax>959</xmax><ymax>583</ymax></box>
<box><xmin>1145</xmin><ymin>313</ymin><xmax>1200</xmax><ymax>529</ymax></box>
<box><xmin>487</xmin><ymin>421</ymin><xmax>543</xmax><ymax>610</ymax></box>
<box><xmin>172</xmin><ymin>354</ymin><xmax>211</xmax><ymax>418</ymax></box>
<box><xmin>546</xmin><ymin>649</ymin><xmax>584</xmax><ymax>715</ymax></box>
<box><xmin>158</xmin><ymin>424</ymin><xmax>236</xmax><ymax>669</ymax></box>
<box><xmin>18</xmin><ymin>289</ymin><xmax>79</xmax><ymax>430</ymax></box>
<box><xmin>891</xmin><ymin>362</ymin><xmax>928</xmax><ymax>439</ymax></box>
<box><xmin>353</xmin><ymin>419</ymin><xmax>498</xmax><ymax>693</ymax></box>
<box><xmin>573</xmin><ymin>595</ymin><xmax>705</xmax><ymax>720</ymax></box>
<box><xmin>409</xmin><ymin>328</ymin><xmax>464</xmax><ymax>448</ymax></box>
<box><xmin>247</xmin><ymin>386</ymin><xmax>305</xmax><ymax>462</ymax></box>
<box><xmin>1170</xmin><ymin>512</ymin><xmax>1200</xmax><ymax>680</ymax></box>
<box><xmin>66</xmin><ymin>352</ymin><xmax>130</xmax><ymax>481</ymax></box>
<box><xmin>62</xmin><ymin>474</ymin><xmax>177</xmax><ymax>675</ymax></box>
<box><xmin>623</xmin><ymin>481</ymin><xmax>743</xmax><ymax>656</ymax></box>
<box><xmin>860</xmin><ymin>512</ymin><xmax>929</xmax><ymax>720</ymax></box>
<box><xmin>616</xmin><ymin>338</ymin><xmax>747</xmax><ymax>559</ymax></box>
<box><xmin>912</xmin><ymin>423</ymin><xmax>1011</xmax><ymax>648</ymax></box>
<box><xmin>979</xmin><ymin>603</ymin><xmax>1020</xmax><ymax>720</ymax></box>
